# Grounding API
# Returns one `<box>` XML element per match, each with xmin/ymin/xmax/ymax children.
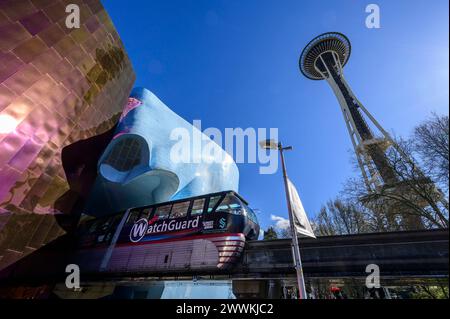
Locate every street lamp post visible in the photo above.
<box><xmin>259</xmin><ymin>139</ymin><xmax>308</xmax><ymax>299</ymax></box>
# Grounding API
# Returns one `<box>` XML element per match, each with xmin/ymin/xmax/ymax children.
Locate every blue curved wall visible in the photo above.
<box><xmin>85</xmin><ymin>88</ymin><xmax>238</xmax><ymax>215</ymax></box>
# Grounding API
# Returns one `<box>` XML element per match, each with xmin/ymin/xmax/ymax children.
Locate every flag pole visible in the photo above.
<box><xmin>278</xmin><ymin>143</ymin><xmax>308</xmax><ymax>299</ymax></box>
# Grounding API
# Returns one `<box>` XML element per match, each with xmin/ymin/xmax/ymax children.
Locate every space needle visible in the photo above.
<box><xmin>299</xmin><ymin>32</ymin><xmax>446</xmax><ymax>229</ymax></box>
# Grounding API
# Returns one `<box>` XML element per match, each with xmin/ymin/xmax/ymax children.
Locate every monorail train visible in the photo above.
<box><xmin>73</xmin><ymin>191</ymin><xmax>259</xmax><ymax>273</ymax></box>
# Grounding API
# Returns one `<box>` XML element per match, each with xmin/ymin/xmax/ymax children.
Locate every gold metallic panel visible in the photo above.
<box><xmin>12</xmin><ymin>36</ymin><xmax>48</xmax><ymax>63</ymax></box>
<box><xmin>70</xmin><ymin>25</ymin><xmax>90</xmax><ymax>43</ymax></box>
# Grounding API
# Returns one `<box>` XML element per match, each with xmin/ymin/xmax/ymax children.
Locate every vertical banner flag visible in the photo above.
<box><xmin>287</xmin><ymin>178</ymin><xmax>316</xmax><ymax>238</ymax></box>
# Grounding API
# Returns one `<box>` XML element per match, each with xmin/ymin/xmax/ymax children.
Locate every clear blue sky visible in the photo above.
<box><xmin>102</xmin><ymin>0</ymin><xmax>449</xmax><ymax>232</ymax></box>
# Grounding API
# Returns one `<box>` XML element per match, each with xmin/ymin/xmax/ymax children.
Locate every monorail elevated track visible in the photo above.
<box><xmin>236</xmin><ymin>228</ymin><xmax>449</xmax><ymax>279</ymax></box>
<box><xmin>75</xmin><ymin>229</ymin><xmax>449</xmax><ymax>282</ymax></box>
<box><xmin>0</xmin><ymin>229</ymin><xmax>448</xmax><ymax>285</ymax></box>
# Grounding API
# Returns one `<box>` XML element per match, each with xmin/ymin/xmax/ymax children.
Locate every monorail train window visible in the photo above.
<box><xmin>246</xmin><ymin>206</ymin><xmax>258</xmax><ymax>223</ymax></box>
<box><xmin>139</xmin><ymin>207</ymin><xmax>152</xmax><ymax>220</ymax></box>
<box><xmin>99</xmin><ymin>216</ymin><xmax>114</xmax><ymax>232</ymax></box>
<box><xmin>215</xmin><ymin>194</ymin><xmax>243</xmax><ymax>215</ymax></box>
<box><xmin>170</xmin><ymin>201</ymin><xmax>190</xmax><ymax>219</ymax></box>
<box><xmin>207</xmin><ymin>195</ymin><xmax>222</xmax><ymax>213</ymax></box>
<box><xmin>88</xmin><ymin>220</ymin><xmax>100</xmax><ymax>234</ymax></box>
<box><xmin>106</xmin><ymin>215</ymin><xmax>122</xmax><ymax>238</ymax></box>
<box><xmin>126</xmin><ymin>209</ymin><xmax>140</xmax><ymax>224</ymax></box>
<box><xmin>191</xmin><ymin>198</ymin><xmax>205</xmax><ymax>215</ymax></box>
<box><xmin>155</xmin><ymin>204</ymin><xmax>171</xmax><ymax>220</ymax></box>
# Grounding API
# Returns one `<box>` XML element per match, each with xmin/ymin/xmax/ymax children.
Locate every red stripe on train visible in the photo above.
<box><xmin>115</xmin><ymin>232</ymin><xmax>245</xmax><ymax>247</ymax></box>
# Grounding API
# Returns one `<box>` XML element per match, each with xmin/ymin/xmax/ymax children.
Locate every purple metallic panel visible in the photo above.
<box><xmin>8</xmin><ymin>137</ymin><xmax>44</xmax><ymax>172</ymax></box>
<box><xmin>19</xmin><ymin>10</ymin><xmax>51</xmax><ymax>35</ymax></box>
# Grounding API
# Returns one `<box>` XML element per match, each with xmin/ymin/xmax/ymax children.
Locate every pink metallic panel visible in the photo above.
<box><xmin>0</xmin><ymin>0</ymin><xmax>135</xmax><ymax>271</ymax></box>
<box><xmin>0</xmin><ymin>51</ymin><xmax>24</xmax><ymax>82</ymax></box>
<box><xmin>0</xmin><ymin>0</ymin><xmax>37</xmax><ymax>22</ymax></box>
<box><xmin>0</xmin><ymin>22</ymin><xmax>32</xmax><ymax>51</ymax></box>
<box><xmin>3</xmin><ymin>63</ymin><xmax>42</xmax><ymax>95</ymax></box>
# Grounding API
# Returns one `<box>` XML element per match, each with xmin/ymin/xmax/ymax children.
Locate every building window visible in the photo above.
<box><xmin>103</xmin><ymin>137</ymin><xmax>142</xmax><ymax>171</ymax></box>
